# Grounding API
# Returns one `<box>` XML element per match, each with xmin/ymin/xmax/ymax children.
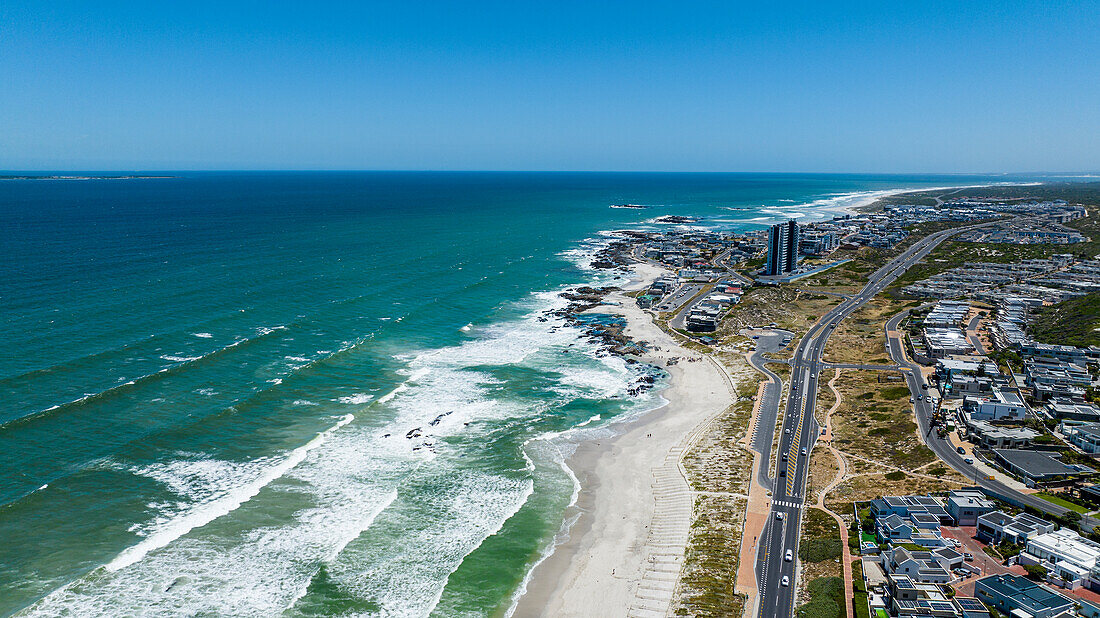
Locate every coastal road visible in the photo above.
<box><xmin>745</xmin><ymin>329</ymin><xmax>794</xmax><ymax>491</ymax></box>
<box><xmin>885</xmin><ymin>309</ymin><xmax>1099</xmax><ymax>531</ymax></box>
<box><xmin>755</xmin><ymin>219</ymin><xmax>1013</xmax><ymax>618</ymax></box>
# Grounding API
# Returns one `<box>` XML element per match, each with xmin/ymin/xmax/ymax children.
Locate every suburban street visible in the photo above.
<box><xmin>669</xmin><ymin>284</ymin><xmax>712</xmax><ymax>331</ymax></box>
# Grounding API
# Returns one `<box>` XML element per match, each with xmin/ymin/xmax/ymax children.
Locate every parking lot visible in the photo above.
<box><xmin>939</xmin><ymin>526</ymin><xmax>1027</xmax><ymax>596</ymax></box>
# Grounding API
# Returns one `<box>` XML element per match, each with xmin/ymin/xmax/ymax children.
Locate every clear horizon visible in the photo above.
<box><xmin>3</xmin><ymin>2</ymin><xmax>1099</xmax><ymax>172</ymax></box>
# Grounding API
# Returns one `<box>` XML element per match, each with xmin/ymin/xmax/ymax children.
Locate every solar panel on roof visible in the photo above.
<box><xmin>957</xmin><ymin>597</ymin><xmax>984</xmax><ymax>609</ymax></box>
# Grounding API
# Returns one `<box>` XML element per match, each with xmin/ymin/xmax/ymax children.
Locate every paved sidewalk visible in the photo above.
<box><xmin>735</xmin><ymin>379</ymin><xmax>771</xmax><ymax>618</ymax></box>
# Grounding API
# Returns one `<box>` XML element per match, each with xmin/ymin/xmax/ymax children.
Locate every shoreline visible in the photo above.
<box><xmin>511</xmin><ymin>262</ymin><xmax>735</xmax><ymax>617</ymax></box>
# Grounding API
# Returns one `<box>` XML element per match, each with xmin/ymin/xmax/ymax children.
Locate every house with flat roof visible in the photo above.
<box><xmin>888</xmin><ymin>575</ymin><xmax>992</xmax><ymax>617</ymax></box>
<box><xmin>924</xmin><ymin>328</ymin><xmax>976</xmax><ymax>360</ymax></box>
<box><xmin>964</xmin><ymin>389</ymin><xmax>1028</xmax><ymax>421</ymax></box>
<box><xmin>973</xmin><ymin>573</ymin><xmax>1075</xmax><ymax>618</ymax></box>
<box><xmin>975</xmin><ymin>510</ymin><xmax>1055</xmax><ymax>545</ymax></box>
<box><xmin>924</xmin><ymin>301</ymin><xmax>971</xmax><ymax>328</ymax></box>
<box><xmin>1023</xmin><ymin>527</ymin><xmax>1100</xmax><ymax>588</ymax></box>
<box><xmin>962</xmin><ymin>415</ymin><xmax>1039</xmax><ymax>449</ymax></box>
<box><xmin>1045</xmin><ymin>400</ymin><xmax>1100</xmax><ymax>422</ymax></box>
<box><xmin>870</xmin><ymin>495</ymin><xmax>953</xmax><ymax>524</ymax></box>
<box><xmin>946</xmin><ymin>490</ymin><xmax>996</xmax><ymax>526</ymax></box>
<box><xmin>992</xmin><ymin>449</ymin><xmax>1095</xmax><ymax>483</ymax></box>
<box><xmin>1062</xmin><ymin>422</ymin><xmax>1100</xmax><ymax>454</ymax></box>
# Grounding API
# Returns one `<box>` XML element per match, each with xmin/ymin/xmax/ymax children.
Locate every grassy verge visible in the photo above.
<box><xmin>1035</xmin><ymin>492</ymin><xmax>1090</xmax><ymax>513</ymax></box>
<box><xmin>798</xmin><ymin>508</ymin><xmax>843</xmax><ymax>606</ymax></box>
<box><xmin>795</xmin><ymin>577</ymin><xmax>845</xmax><ymax>618</ymax></box>
<box><xmin>852</xmin><ymin>559</ymin><xmax>870</xmax><ymax>618</ymax></box>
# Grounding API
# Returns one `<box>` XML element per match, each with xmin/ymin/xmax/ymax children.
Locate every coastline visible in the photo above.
<box><xmin>511</xmin><ymin>262</ymin><xmax>735</xmax><ymax>617</ymax></box>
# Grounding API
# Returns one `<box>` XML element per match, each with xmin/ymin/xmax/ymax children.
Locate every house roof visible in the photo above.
<box><xmin>976</xmin><ymin>574</ymin><xmax>1073</xmax><ymax>612</ymax></box>
<box><xmin>993</xmin><ymin>448</ymin><xmax>1093</xmax><ymax>478</ymax></box>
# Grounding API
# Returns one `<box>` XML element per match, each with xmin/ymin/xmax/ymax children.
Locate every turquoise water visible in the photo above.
<box><xmin>0</xmin><ymin>172</ymin><xmax>1040</xmax><ymax>616</ymax></box>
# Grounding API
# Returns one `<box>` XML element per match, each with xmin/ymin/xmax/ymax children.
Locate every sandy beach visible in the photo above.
<box><xmin>512</xmin><ymin>262</ymin><xmax>736</xmax><ymax>617</ymax></box>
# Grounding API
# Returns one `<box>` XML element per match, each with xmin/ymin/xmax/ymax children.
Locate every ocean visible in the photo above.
<box><xmin>0</xmin><ymin>172</ymin><xmax>1038</xmax><ymax>616</ymax></box>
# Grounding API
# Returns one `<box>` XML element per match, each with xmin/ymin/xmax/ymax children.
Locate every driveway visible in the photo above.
<box><xmin>939</xmin><ymin>526</ymin><xmax>1027</xmax><ymax>596</ymax></box>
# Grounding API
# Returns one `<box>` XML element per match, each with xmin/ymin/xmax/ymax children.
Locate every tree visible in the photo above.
<box><xmin>1059</xmin><ymin>510</ymin><xmax>1083</xmax><ymax>530</ymax></box>
<box><xmin>1024</xmin><ymin>564</ymin><xmax>1049</xmax><ymax>581</ymax></box>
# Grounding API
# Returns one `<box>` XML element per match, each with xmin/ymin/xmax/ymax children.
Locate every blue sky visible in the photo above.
<box><xmin>1</xmin><ymin>1</ymin><xmax>1098</xmax><ymax>172</ymax></box>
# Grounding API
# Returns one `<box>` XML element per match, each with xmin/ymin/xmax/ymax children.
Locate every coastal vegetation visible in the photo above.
<box><xmin>1029</xmin><ymin>292</ymin><xmax>1100</xmax><ymax>348</ymax></box>
<box><xmin>795</xmin><ymin>508</ymin><xmax>843</xmax><ymax>613</ymax></box>
<box><xmin>795</xmin><ymin>577</ymin><xmax>845</xmax><ymax>618</ymax></box>
<box><xmin>673</xmin><ymin>365</ymin><xmax>758</xmax><ymax>618</ymax></box>
<box><xmin>817</xmin><ymin>368</ymin><xmax>969</xmax><ymax>515</ymax></box>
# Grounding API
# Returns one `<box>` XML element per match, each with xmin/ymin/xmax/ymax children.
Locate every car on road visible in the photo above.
<box><xmin>922</xmin><ymin>384</ymin><xmax>929</xmax><ymax>390</ymax></box>
<box><xmin>800</xmin><ymin>448</ymin><xmax>807</xmax><ymax>456</ymax></box>
<box><xmin>776</xmin><ymin>512</ymin><xmax>784</xmax><ymax>520</ymax></box>
<box><xmin>780</xmin><ymin>575</ymin><xmax>789</xmax><ymax>587</ymax></box>
<box><xmin>811</xmin><ymin>373</ymin><xmax>816</xmax><ymax>378</ymax></box>
<box><xmin>782</xmin><ymin>453</ymin><xmax>788</xmax><ymax>462</ymax></box>
<box><xmin>779</xmin><ymin>469</ymin><xmax>786</xmax><ymax>477</ymax></box>
<box><xmin>957</xmin><ymin>446</ymin><xmax>966</xmax><ymax>454</ymax></box>
<box><xmin>785</xmin><ymin>549</ymin><xmax>793</xmax><ymax>562</ymax></box>
<box><xmin>964</xmin><ymin>457</ymin><xmax>973</xmax><ymax>464</ymax></box>
<box><xmin>963</xmin><ymin>552</ymin><xmax>973</xmax><ymax>561</ymax></box>
<box><xmin>909</xmin><ymin>397</ymin><xmax>914</xmax><ymax>403</ymax></box>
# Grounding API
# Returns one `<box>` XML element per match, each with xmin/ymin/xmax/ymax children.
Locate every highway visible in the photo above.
<box><xmin>754</xmin><ymin>220</ymin><xmax>1011</xmax><ymax>618</ymax></box>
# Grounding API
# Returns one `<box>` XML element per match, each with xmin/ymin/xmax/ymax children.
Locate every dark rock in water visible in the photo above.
<box><xmin>406</xmin><ymin>428</ymin><xmax>422</xmax><ymax>439</ymax></box>
<box><xmin>382</xmin><ymin>433</ymin><xmax>391</xmax><ymax>438</ymax></box>
<box><xmin>429</xmin><ymin>411</ymin><xmax>452</xmax><ymax>426</ymax></box>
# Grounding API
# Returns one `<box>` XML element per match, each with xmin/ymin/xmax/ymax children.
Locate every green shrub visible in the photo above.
<box><xmin>1024</xmin><ymin>564</ymin><xmax>1048</xmax><ymax>580</ymax></box>
<box><xmin>885</xmin><ymin>471</ymin><xmax>905</xmax><ymax>481</ymax></box>
<box><xmin>800</xmin><ymin>537</ymin><xmax>843</xmax><ymax>563</ymax></box>
<box><xmin>796</xmin><ymin>577</ymin><xmax>844</xmax><ymax>618</ymax></box>
<box><xmin>880</xmin><ymin>386</ymin><xmax>911</xmax><ymax>400</ymax></box>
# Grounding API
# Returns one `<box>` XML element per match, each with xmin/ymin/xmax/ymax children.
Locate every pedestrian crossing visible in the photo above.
<box><xmin>774</xmin><ymin>500</ymin><xmax>802</xmax><ymax>509</ymax></box>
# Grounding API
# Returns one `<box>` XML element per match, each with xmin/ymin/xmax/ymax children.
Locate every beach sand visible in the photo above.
<box><xmin>512</xmin><ymin>262</ymin><xmax>736</xmax><ymax>617</ymax></box>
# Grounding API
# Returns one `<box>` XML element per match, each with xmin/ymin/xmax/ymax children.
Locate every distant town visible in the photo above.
<box><xmin>593</xmin><ymin>184</ymin><xmax>1100</xmax><ymax>618</ymax></box>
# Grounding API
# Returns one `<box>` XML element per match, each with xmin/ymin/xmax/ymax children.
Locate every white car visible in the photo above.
<box><xmin>785</xmin><ymin>549</ymin><xmax>793</xmax><ymax>562</ymax></box>
<box><xmin>781</xmin><ymin>575</ymin><xmax>790</xmax><ymax>587</ymax></box>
